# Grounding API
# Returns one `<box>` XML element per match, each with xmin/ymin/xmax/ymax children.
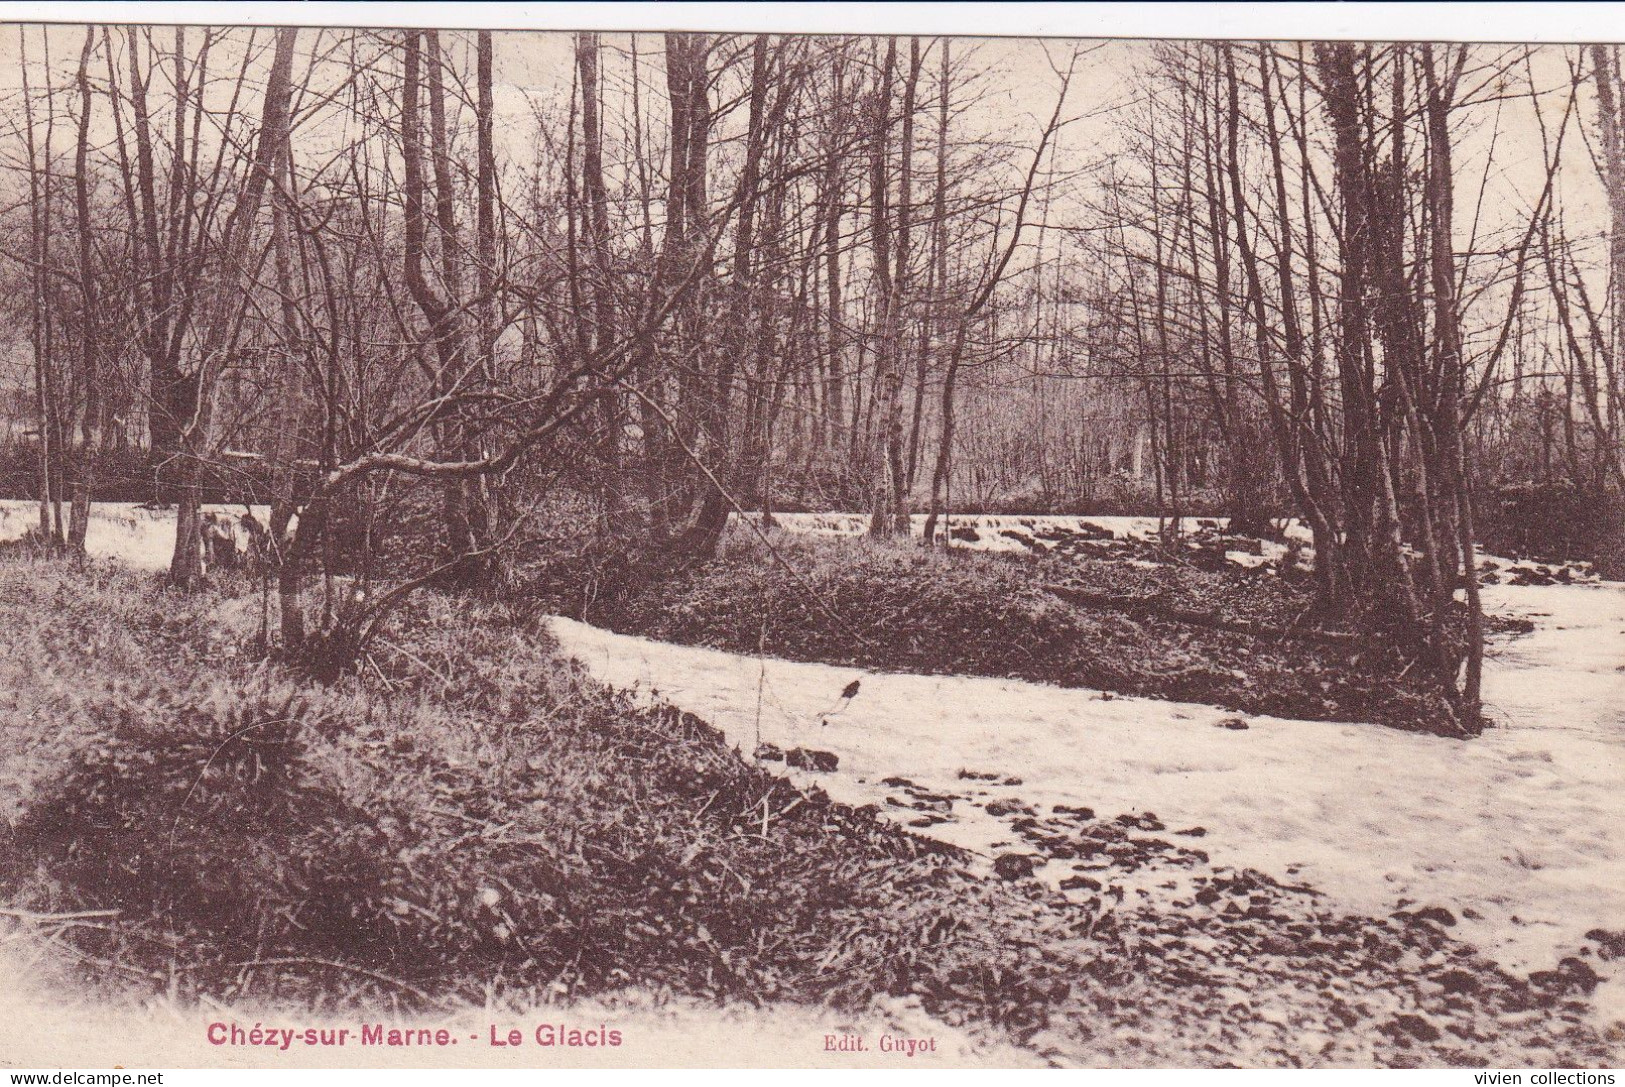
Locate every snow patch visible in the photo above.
<box><xmin>0</xmin><ymin>500</ymin><xmax>275</xmax><ymax>571</ymax></box>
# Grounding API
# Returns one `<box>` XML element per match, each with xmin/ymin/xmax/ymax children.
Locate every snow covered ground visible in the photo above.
<box><xmin>743</xmin><ymin>510</ymin><xmax>1604</xmax><ymax>582</ymax></box>
<box><xmin>741</xmin><ymin>510</ymin><xmax>1285</xmax><ymax>547</ymax></box>
<box><xmin>738</xmin><ymin>510</ymin><xmax>1304</xmax><ymax>570</ymax></box>
<box><xmin>7</xmin><ymin>502</ymin><xmax>1620</xmax><ymax>989</ymax></box>
<box><xmin>0</xmin><ymin>500</ymin><xmax>272</xmax><ymax>570</ymax></box>
<box><xmin>549</xmin><ymin>572</ymin><xmax>1625</xmax><ymax>987</ymax></box>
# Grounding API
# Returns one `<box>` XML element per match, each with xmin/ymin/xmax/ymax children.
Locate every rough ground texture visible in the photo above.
<box><xmin>0</xmin><ymin>562</ymin><xmax>1061</xmax><ymax>1028</ymax></box>
<box><xmin>0</xmin><ymin>557</ymin><xmax>1615</xmax><ymax>1066</ymax></box>
<box><xmin>534</xmin><ymin>531</ymin><xmax>1462</xmax><ymax>734</ymax></box>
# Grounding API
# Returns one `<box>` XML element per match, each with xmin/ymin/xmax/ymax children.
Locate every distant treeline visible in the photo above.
<box><xmin>0</xmin><ymin>443</ymin><xmax>283</xmax><ymax>506</ymax></box>
<box><xmin>4</xmin><ymin>441</ymin><xmax>1616</xmax><ymax>575</ymax></box>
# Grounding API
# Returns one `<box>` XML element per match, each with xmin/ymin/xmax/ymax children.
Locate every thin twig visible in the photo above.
<box><xmin>228</xmin><ymin>957</ymin><xmax>439</xmax><ymax>1005</ymax></box>
<box><xmin>0</xmin><ymin>907</ymin><xmax>122</xmax><ymax>922</ymax></box>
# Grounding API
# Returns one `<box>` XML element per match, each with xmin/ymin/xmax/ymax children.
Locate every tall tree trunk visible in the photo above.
<box><xmin>269</xmin><ymin>106</ymin><xmax>305</xmax><ymax>646</ymax></box>
<box><xmin>908</xmin><ymin>39</ymin><xmax>949</xmax><ymax>497</ymax></box>
<box><xmin>577</xmin><ymin>31</ymin><xmax>631</xmax><ymax>536</ymax></box>
<box><xmin>169</xmin><ymin>26</ymin><xmax>298</xmax><ymax>589</ymax></box>
<box><xmin>865</xmin><ymin>39</ymin><xmax>902</xmax><ymax>537</ymax></box>
<box><xmin>1423</xmin><ymin>44</ymin><xmax>1483</xmax><ymax>724</ymax></box>
<box><xmin>68</xmin><ymin>28</ymin><xmax>100</xmax><ymax>553</ymax></box>
<box><xmin>472</xmin><ymin>29</ymin><xmax>508</xmax><ymax>585</ymax></box>
<box><xmin>400</xmin><ymin>30</ymin><xmax>499</xmax><ymax>587</ymax></box>
<box><xmin>20</xmin><ymin>27</ymin><xmax>56</xmax><ymax>542</ymax></box>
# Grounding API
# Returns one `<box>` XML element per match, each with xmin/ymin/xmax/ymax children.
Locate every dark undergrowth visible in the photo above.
<box><xmin>532</xmin><ymin>531</ymin><xmax>1463</xmax><ymax>735</ymax></box>
<box><xmin>0</xmin><ymin>556</ymin><xmax>1612</xmax><ymax>1066</ymax></box>
<box><xmin>0</xmin><ymin>560</ymin><xmax>1074</xmax><ymax>1032</ymax></box>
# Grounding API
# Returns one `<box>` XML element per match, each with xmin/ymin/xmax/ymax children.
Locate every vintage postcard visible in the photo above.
<box><xmin>0</xmin><ymin>1</ymin><xmax>1621</xmax><ymax>1073</ymax></box>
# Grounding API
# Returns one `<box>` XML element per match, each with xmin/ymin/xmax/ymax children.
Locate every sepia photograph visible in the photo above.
<box><xmin>0</xmin><ymin>1</ymin><xmax>1620</xmax><ymax>1073</ymax></box>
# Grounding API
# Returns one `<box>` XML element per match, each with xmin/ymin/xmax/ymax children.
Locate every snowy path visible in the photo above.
<box><xmin>549</xmin><ymin>575</ymin><xmax>1625</xmax><ymax>978</ymax></box>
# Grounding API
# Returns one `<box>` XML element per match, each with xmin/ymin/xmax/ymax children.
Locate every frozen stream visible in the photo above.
<box><xmin>4</xmin><ymin>501</ymin><xmax>1620</xmax><ymax>981</ymax></box>
<box><xmin>549</xmin><ymin>574</ymin><xmax>1625</xmax><ymax>983</ymax></box>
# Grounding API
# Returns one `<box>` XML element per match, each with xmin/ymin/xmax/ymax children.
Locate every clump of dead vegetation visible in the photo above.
<box><xmin>536</xmin><ymin>532</ymin><xmax>1461</xmax><ymax>735</ymax></box>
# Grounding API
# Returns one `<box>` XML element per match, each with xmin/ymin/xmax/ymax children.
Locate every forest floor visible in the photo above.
<box><xmin>0</xmin><ymin>503</ymin><xmax>1620</xmax><ymax>1067</ymax></box>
